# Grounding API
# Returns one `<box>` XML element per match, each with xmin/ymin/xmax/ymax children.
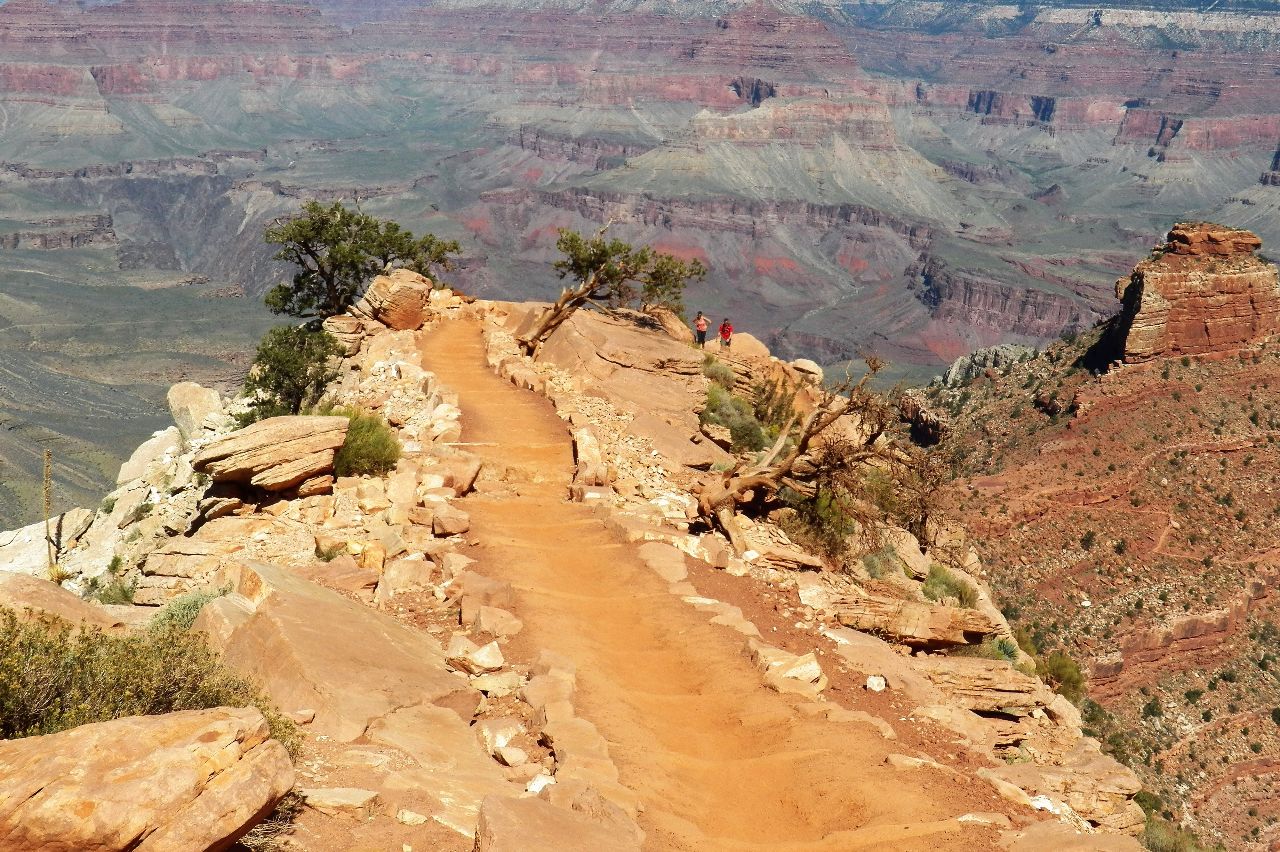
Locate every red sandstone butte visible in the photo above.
<box><xmin>1115</xmin><ymin>222</ymin><xmax>1280</xmax><ymax>362</ymax></box>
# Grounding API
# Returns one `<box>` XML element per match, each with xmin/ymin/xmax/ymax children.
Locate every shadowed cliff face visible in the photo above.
<box><xmin>4</xmin><ymin>0</ymin><xmax>1280</xmax><ymax>522</ymax></box>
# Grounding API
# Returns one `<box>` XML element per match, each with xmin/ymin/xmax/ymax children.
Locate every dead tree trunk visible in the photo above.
<box><xmin>694</xmin><ymin>363</ymin><xmax>889</xmax><ymax>555</ymax></box>
<box><xmin>516</xmin><ymin>273</ymin><xmax>598</xmax><ymax>356</ymax></box>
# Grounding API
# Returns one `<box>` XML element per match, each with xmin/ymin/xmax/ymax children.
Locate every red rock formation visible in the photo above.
<box><xmin>1115</xmin><ymin>223</ymin><xmax>1280</xmax><ymax>362</ymax></box>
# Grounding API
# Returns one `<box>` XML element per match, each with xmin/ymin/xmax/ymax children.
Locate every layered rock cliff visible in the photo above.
<box><xmin>1115</xmin><ymin>223</ymin><xmax>1280</xmax><ymax>362</ymax></box>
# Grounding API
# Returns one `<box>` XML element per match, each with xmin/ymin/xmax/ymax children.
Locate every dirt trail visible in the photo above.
<box><xmin>420</xmin><ymin>318</ymin><xmax>1006</xmax><ymax>851</ymax></box>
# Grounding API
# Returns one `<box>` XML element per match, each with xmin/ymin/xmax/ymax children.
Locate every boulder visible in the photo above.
<box><xmin>835</xmin><ymin>590</ymin><xmax>1000</xmax><ymax>648</ymax></box>
<box><xmin>473</xmin><ymin>795</ymin><xmax>643</xmax><ymax>852</ymax></box>
<box><xmin>0</xmin><ymin>508</ymin><xmax>94</xmax><ymax>578</ymax></box>
<box><xmin>790</xmin><ymin>358</ymin><xmax>823</xmax><ymax>382</ymax></box>
<box><xmin>0</xmin><ymin>706</ymin><xmax>293</xmax><ymax>852</ymax></box>
<box><xmin>433</xmin><ymin>504</ymin><xmax>471</xmax><ymax>536</ymax></box>
<box><xmin>117</xmin><ymin>427</ymin><xmax>182</xmax><ymax>484</ymax></box>
<box><xmin>166</xmin><ymin>382</ymin><xmax>224</xmax><ymax>443</ymax></box>
<box><xmin>193</xmin><ymin>416</ymin><xmax>348</xmax><ymax>492</ymax></box>
<box><xmin>0</xmin><ymin>573</ymin><xmax>128</xmax><ymax>629</ymax></box>
<box><xmin>994</xmin><ymin>740</ymin><xmax>1145</xmax><ymax>835</ymax></box>
<box><xmin>136</xmin><ymin>538</ymin><xmax>240</xmax><ymax>606</ymax></box>
<box><xmin>727</xmin><ymin>331</ymin><xmax>771</xmax><ymax>358</ymax></box>
<box><xmin>1116</xmin><ymin>222</ymin><xmax>1280</xmax><ymax>362</ymax></box>
<box><xmin>299</xmin><ymin>787</ymin><xmax>379</xmax><ymax>820</ymax></box>
<box><xmin>351</xmin><ymin>268</ymin><xmax>433</xmax><ymax>330</ymax></box>
<box><xmin>194</xmin><ymin>560</ymin><xmax>478</xmax><ymax>742</ymax></box>
<box><xmin>321</xmin><ymin>314</ymin><xmax>366</xmax><ymax>355</ymax></box>
<box><xmin>909</xmin><ymin>656</ymin><xmax>1051</xmax><ymax>716</ymax></box>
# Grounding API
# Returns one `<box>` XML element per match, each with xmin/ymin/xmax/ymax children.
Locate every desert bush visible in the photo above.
<box><xmin>1037</xmin><ymin>650</ymin><xmax>1086</xmax><ymax>704</ymax></box>
<box><xmin>148</xmin><ymin>588</ymin><xmax>228</xmax><ymax>633</ymax></box>
<box><xmin>0</xmin><ymin>608</ymin><xmax>298</xmax><ymax>756</ymax></box>
<box><xmin>702</xmin><ymin>356</ymin><xmax>735</xmax><ymax>390</ymax></box>
<box><xmin>239</xmin><ymin>326</ymin><xmax>343</xmax><ymax>425</ymax></box>
<box><xmin>326</xmin><ymin>408</ymin><xmax>402</xmax><ymax>477</ymax></box>
<box><xmin>779</xmin><ymin>485</ymin><xmax>862</xmax><ymax>559</ymax></box>
<box><xmin>922</xmin><ymin>565</ymin><xmax>977</xmax><ymax>608</ymax></box>
<box><xmin>1142</xmin><ymin>815</ymin><xmax>1210</xmax><ymax>852</ymax></box>
<box><xmin>700</xmin><ymin>385</ymin><xmax>767</xmax><ymax>453</ymax></box>
<box><xmin>88</xmin><ymin>555</ymin><xmax>134</xmax><ymax>604</ymax></box>
<box><xmin>952</xmin><ymin>637</ymin><xmax>1019</xmax><ymax>662</ymax></box>
<box><xmin>90</xmin><ymin>578</ymin><xmax>136</xmax><ymax>605</ymax></box>
<box><xmin>860</xmin><ymin>544</ymin><xmax>900</xmax><ymax>579</ymax></box>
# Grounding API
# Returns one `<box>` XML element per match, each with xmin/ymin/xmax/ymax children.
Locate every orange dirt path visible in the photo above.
<box><xmin>420</xmin><ymin>318</ymin><xmax>1005</xmax><ymax>851</ymax></box>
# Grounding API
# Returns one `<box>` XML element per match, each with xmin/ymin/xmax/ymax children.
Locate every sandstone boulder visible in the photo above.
<box><xmin>791</xmin><ymin>358</ymin><xmax>823</xmax><ymax>382</ymax></box>
<box><xmin>194</xmin><ymin>560</ymin><xmax>478</xmax><ymax>742</ymax></box>
<box><xmin>117</xmin><ymin>427</ymin><xmax>182</xmax><ymax>484</ymax></box>
<box><xmin>1116</xmin><ymin>222</ymin><xmax>1280</xmax><ymax>362</ymax></box>
<box><xmin>835</xmin><ymin>590</ymin><xmax>999</xmax><ymax>648</ymax></box>
<box><xmin>0</xmin><ymin>508</ymin><xmax>94</xmax><ymax>578</ymax></box>
<box><xmin>728</xmin><ymin>331</ymin><xmax>771</xmax><ymax>358</ymax></box>
<box><xmin>0</xmin><ymin>706</ymin><xmax>293</xmax><ymax>852</ymax></box>
<box><xmin>321</xmin><ymin>314</ymin><xmax>366</xmax><ymax>355</ymax></box>
<box><xmin>351</xmin><ymin>268</ymin><xmax>433</xmax><ymax>330</ymax></box>
<box><xmin>0</xmin><ymin>573</ymin><xmax>127</xmax><ymax>629</ymax></box>
<box><xmin>193</xmin><ymin>416</ymin><xmax>348</xmax><ymax>492</ymax></box>
<box><xmin>645</xmin><ymin>306</ymin><xmax>694</xmax><ymax>344</ymax></box>
<box><xmin>166</xmin><ymin>382</ymin><xmax>225</xmax><ymax>443</ymax></box>
<box><xmin>910</xmin><ymin>656</ymin><xmax>1050</xmax><ymax>716</ymax></box>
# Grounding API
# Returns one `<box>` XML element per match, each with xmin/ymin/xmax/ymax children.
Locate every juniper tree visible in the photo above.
<box><xmin>264</xmin><ymin>201</ymin><xmax>460</xmax><ymax>319</ymax></box>
<box><xmin>516</xmin><ymin>225</ymin><xmax>706</xmax><ymax>355</ymax></box>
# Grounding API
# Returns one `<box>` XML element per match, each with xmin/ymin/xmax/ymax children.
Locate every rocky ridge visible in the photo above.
<box><xmin>0</xmin><ymin>274</ymin><xmax>1144</xmax><ymax>849</ymax></box>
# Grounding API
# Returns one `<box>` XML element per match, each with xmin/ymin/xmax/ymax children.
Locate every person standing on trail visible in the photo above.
<box><xmin>693</xmin><ymin>311</ymin><xmax>709</xmax><ymax>348</ymax></box>
<box><xmin>718</xmin><ymin>318</ymin><xmax>733</xmax><ymax>350</ymax></box>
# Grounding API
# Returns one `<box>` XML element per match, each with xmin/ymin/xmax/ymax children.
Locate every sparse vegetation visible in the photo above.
<box><xmin>326</xmin><ymin>407</ymin><xmax>402</xmax><ymax>477</ymax></box>
<box><xmin>1142</xmin><ymin>814</ymin><xmax>1211</xmax><ymax>852</ymax></box>
<box><xmin>0</xmin><ymin>608</ymin><xmax>297</xmax><ymax>756</ymax></box>
<box><xmin>922</xmin><ymin>565</ymin><xmax>977</xmax><ymax>608</ymax></box>
<box><xmin>702</xmin><ymin>356</ymin><xmax>735</xmax><ymax>390</ymax></box>
<box><xmin>1037</xmin><ymin>650</ymin><xmax>1086</xmax><ymax>704</ymax></box>
<box><xmin>148</xmin><ymin>588</ymin><xmax>228</xmax><ymax>633</ymax></box>
<box><xmin>701</xmin><ymin>383</ymin><xmax>767</xmax><ymax>453</ymax></box>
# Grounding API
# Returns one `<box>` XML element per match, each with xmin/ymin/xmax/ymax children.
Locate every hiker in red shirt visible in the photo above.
<box><xmin>693</xmin><ymin>311</ymin><xmax>709</xmax><ymax>348</ymax></box>
<box><xmin>718</xmin><ymin>318</ymin><xmax>733</xmax><ymax>350</ymax></box>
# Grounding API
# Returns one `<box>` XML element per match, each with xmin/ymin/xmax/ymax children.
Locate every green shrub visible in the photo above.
<box><xmin>700</xmin><ymin>386</ymin><xmax>767</xmax><ymax>453</ymax></box>
<box><xmin>149</xmin><ymin>589</ymin><xmax>228</xmax><ymax>633</ymax></box>
<box><xmin>1133</xmin><ymin>790</ymin><xmax>1162</xmax><ymax>815</ymax></box>
<box><xmin>1143</xmin><ymin>815</ymin><xmax>1210</xmax><ymax>852</ymax></box>
<box><xmin>952</xmin><ymin>637</ymin><xmax>1019</xmax><ymax>662</ymax></box>
<box><xmin>922</xmin><ymin>565</ymin><xmax>977</xmax><ymax>608</ymax></box>
<box><xmin>91</xmin><ymin>579</ymin><xmax>135</xmax><ymax>605</ymax></box>
<box><xmin>861</xmin><ymin>544</ymin><xmax>900</xmax><ymax>579</ymax></box>
<box><xmin>702</xmin><ymin>356</ymin><xmax>735</xmax><ymax>390</ymax></box>
<box><xmin>1037</xmin><ymin>650</ymin><xmax>1086</xmax><ymax>704</ymax></box>
<box><xmin>329</xmin><ymin>408</ymin><xmax>401</xmax><ymax>477</ymax></box>
<box><xmin>0</xmin><ymin>608</ymin><xmax>298</xmax><ymax>756</ymax></box>
<box><xmin>239</xmin><ymin>326</ymin><xmax>342</xmax><ymax>425</ymax></box>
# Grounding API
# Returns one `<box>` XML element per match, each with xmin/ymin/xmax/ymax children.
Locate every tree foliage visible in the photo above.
<box><xmin>240</xmin><ymin>326</ymin><xmax>343</xmax><ymax>424</ymax></box>
<box><xmin>264</xmin><ymin>201</ymin><xmax>461</xmax><ymax>319</ymax></box>
<box><xmin>517</xmin><ymin>226</ymin><xmax>706</xmax><ymax>354</ymax></box>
